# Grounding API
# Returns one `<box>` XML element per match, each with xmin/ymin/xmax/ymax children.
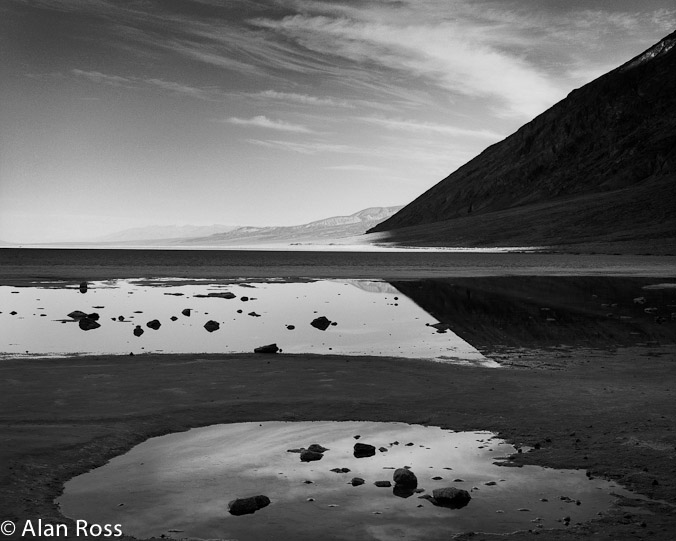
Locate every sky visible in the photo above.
<box><xmin>1</xmin><ymin>0</ymin><xmax>674</xmax><ymax>243</ymax></box>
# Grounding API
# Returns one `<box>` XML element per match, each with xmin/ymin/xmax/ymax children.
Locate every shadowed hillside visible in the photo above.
<box><xmin>370</xmin><ymin>31</ymin><xmax>676</xmax><ymax>253</ymax></box>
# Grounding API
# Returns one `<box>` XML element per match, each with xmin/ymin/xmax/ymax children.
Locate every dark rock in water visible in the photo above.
<box><xmin>351</xmin><ymin>477</ymin><xmax>365</xmax><ymax>486</ymax></box>
<box><xmin>194</xmin><ymin>292</ymin><xmax>236</xmax><ymax>299</ymax></box>
<box><xmin>379</xmin><ymin>447</ymin><xmax>388</xmax><ymax>453</ymax></box>
<box><xmin>68</xmin><ymin>310</ymin><xmax>89</xmax><ymax>320</ymax></box>
<box><xmin>204</xmin><ymin>320</ymin><xmax>220</xmax><ymax>332</ymax></box>
<box><xmin>228</xmin><ymin>495</ymin><xmax>270</xmax><ymax>516</ymax></box>
<box><xmin>431</xmin><ymin>487</ymin><xmax>472</xmax><ymax>508</ymax></box>
<box><xmin>254</xmin><ymin>343</ymin><xmax>279</xmax><ymax>354</ymax></box>
<box><xmin>241</xmin><ymin>296</ymin><xmax>249</xmax><ymax>302</ymax></box>
<box><xmin>286</xmin><ymin>325</ymin><xmax>295</xmax><ymax>330</ymax></box>
<box><xmin>78</xmin><ymin>317</ymin><xmax>100</xmax><ymax>331</ymax></box>
<box><xmin>79</xmin><ymin>282</ymin><xmax>88</xmax><ymax>293</ymax></box>
<box><xmin>170</xmin><ymin>316</ymin><xmax>178</xmax><ymax>321</ymax></box>
<box><xmin>118</xmin><ymin>316</ymin><xmax>125</xmax><ymax>321</ymax></box>
<box><xmin>310</xmin><ymin>316</ymin><xmax>332</xmax><ymax>331</ymax></box>
<box><xmin>307</xmin><ymin>444</ymin><xmax>329</xmax><ymax>453</ymax></box>
<box><xmin>393</xmin><ymin>468</ymin><xmax>418</xmax><ymax>488</ymax></box>
<box><xmin>354</xmin><ymin>443</ymin><xmax>376</xmax><ymax>458</ymax></box>
<box><xmin>133</xmin><ymin>325</ymin><xmax>144</xmax><ymax>337</ymax></box>
<box><xmin>10</xmin><ymin>311</ymin><xmax>17</xmax><ymax>315</ymax></box>
<box><xmin>146</xmin><ymin>319</ymin><xmax>161</xmax><ymax>330</ymax></box>
<box><xmin>181</xmin><ymin>308</ymin><xmax>191</xmax><ymax>317</ymax></box>
<box><xmin>87</xmin><ymin>312</ymin><xmax>100</xmax><ymax>321</ymax></box>
<box><xmin>374</xmin><ymin>481</ymin><xmax>392</xmax><ymax>488</ymax></box>
<box><xmin>393</xmin><ymin>485</ymin><xmax>416</xmax><ymax>498</ymax></box>
<box><xmin>300</xmin><ymin>450</ymin><xmax>324</xmax><ymax>462</ymax></box>
<box><xmin>248</xmin><ymin>311</ymin><xmax>261</xmax><ymax>317</ymax></box>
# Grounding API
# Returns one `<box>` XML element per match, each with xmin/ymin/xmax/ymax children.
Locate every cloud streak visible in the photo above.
<box><xmin>228</xmin><ymin>116</ymin><xmax>313</xmax><ymax>133</ymax></box>
<box><xmin>71</xmin><ymin>69</ymin><xmax>225</xmax><ymax>100</ymax></box>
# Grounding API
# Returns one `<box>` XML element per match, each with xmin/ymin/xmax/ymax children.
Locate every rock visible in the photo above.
<box><xmin>351</xmin><ymin>477</ymin><xmax>365</xmax><ymax>486</ymax></box>
<box><xmin>431</xmin><ymin>487</ymin><xmax>472</xmax><ymax>508</ymax></box>
<box><xmin>118</xmin><ymin>316</ymin><xmax>125</xmax><ymax>321</ymax></box>
<box><xmin>87</xmin><ymin>312</ymin><xmax>100</xmax><ymax>321</ymax></box>
<box><xmin>393</xmin><ymin>468</ymin><xmax>418</xmax><ymax>488</ymax></box>
<box><xmin>194</xmin><ymin>292</ymin><xmax>236</xmax><ymax>299</ymax></box>
<box><xmin>227</xmin><ymin>495</ymin><xmax>270</xmax><ymax>516</ymax></box>
<box><xmin>310</xmin><ymin>316</ymin><xmax>332</xmax><ymax>331</ymax></box>
<box><xmin>170</xmin><ymin>316</ymin><xmax>178</xmax><ymax>321</ymax></box>
<box><xmin>354</xmin><ymin>443</ymin><xmax>376</xmax><ymax>458</ymax></box>
<box><xmin>204</xmin><ymin>320</ymin><xmax>220</xmax><ymax>332</ymax></box>
<box><xmin>374</xmin><ymin>481</ymin><xmax>392</xmax><ymax>487</ymax></box>
<box><xmin>248</xmin><ymin>311</ymin><xmax>261</xmax><ymax>317</ymax></box>
<box><xmin>67</xmin><ymin>310</ymin><xmax>89</xmax><ymax>320</ymax></box>
<box><xmin>241</xmin><ymin>296</ymin><xmax>249</xmax><ymax>302</ymax></box>
<box><xmin>146</xmin><ymin>319</ymin><xmax>161</xmax><ymax>330</ymax></box>
<box><xmin>286</xmin><ymin>325</ymin><xmax>295</xmax><ymax>330</ymax></box>
<box><xmin>181</xmin><ymin>308</ymin><xmax>191</xmax><ymax>317</ymax></box>
<box><xmin>254</xmin><ymin>343</ymin><xmax>279</xmax><ymax>354</ymax></box>
<box><xmin>78</xmin><ymin>317</ymin><xmax>100</xmax><ymax>331</ymax></box>
<box><xmin>393</xmin><ymin>485</ymin><xmax>416</xmax><ymax>498</ymax></box>
<box><xmin>379</xmin><ymin>447</ymin><xmax>388</xmax><ymax>452</ymax></box>
<box><xmin>307</xmin><ymin>444</ymin><xmax>329</xmax><ymax>453</ymax></box>
<box><xmin>300</xmin><ymin>450</ymin><xmax>324</xmax><ymax>462</ymax></box>
<box><xmin>79</xmin><ymin>281</ymin><xmax>88</xmax><ymax>293</ymax></box>
<box><xmin>133</xmin><ymin>325</ymin><xmax>144</xmax><ymax>337</ymax></box>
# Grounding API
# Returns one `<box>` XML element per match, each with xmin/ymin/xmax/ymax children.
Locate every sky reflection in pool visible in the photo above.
<box><xmin>59</xmin><ymin>421</ymin><xmax>634</xmax><ymax>540</ymax></box>
<box><xmin>0</xmin><ymin>279</ymin><xmax>494</xmax><ymax>365</ymax></box>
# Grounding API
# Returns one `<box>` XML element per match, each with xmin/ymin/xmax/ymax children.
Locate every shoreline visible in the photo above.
<box><xmin>2</xmin><ymin>348</ymin><xmax>676</xmax><ymax>540</ymax></box>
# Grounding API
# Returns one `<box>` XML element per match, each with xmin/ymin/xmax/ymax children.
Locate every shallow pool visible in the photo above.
<box><xmin>58</xmin><ymin>421</ymin><xmax>634</xmax><ymax>540</ymax></box>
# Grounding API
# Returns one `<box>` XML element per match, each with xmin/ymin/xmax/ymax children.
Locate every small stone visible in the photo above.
<box><xmin>350</xmin><ymin>477</ymin><xmax>365</xmax><ymax>486</ymax></box>
<box><xmin>204</xmin><ymin>320</ymin><xmax>220</xmax><ymax>332</ymax></box>
<box><xmin>254</xmin><ymin>343</ymin><xmax>279</xmax><ymax>354</ymax></box>
<box><xmin>181</xmin><ymin>308</ymin><xmax>191</xmax><ymax>317</ymax></box>
<box><xmin>300</xmin><ymin>450</ymin><xmax>323</xmax><ymax>462</ymax></box>
<box><xmin>311</xmin><ymin>316</ymin><xmax>332</xmax><ymax>331</ymax></box>
<box><xmin>78</xmin><ymin>317</ymin><xmax>101</xmax><ymax>331</ymax></box>
<box><xmin>146</xmin><ymin>319</ymin><xmax>161</xmax><ymax>330</ymax></box>
<box><xmin>133</xmin><ymin>325</ymin><xmax>144</xmax><ymax>337</ymax></box>
<box><xmin>374</xmin><ymin>481</ymin><xmax>392</xmax><ymax>488</ymax></box>
<box><xmin>354</xmin><ymin>443</ymin><xmax>376</xmax><ymax>458</ymax></box>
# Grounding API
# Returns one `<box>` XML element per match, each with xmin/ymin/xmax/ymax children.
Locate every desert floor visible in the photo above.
<box><xmin>1</xmin><ymin>344</ymin><xmax>676</xmax><ymax>540</ymax></box>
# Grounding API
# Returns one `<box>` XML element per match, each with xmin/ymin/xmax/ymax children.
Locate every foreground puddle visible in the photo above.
<box><xmin>0</xmin><ymin>279</ymin><xmax>492</xmax><ymax>365</ymax></box>
<box><xmin>58</xmin><ymin>422</ymin><xmax>635</xmax><ymax>540</ymax></box>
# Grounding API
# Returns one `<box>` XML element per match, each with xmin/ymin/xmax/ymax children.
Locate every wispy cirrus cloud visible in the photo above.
<box><xmin>357</xmin><ymin>116</ymin><xmax>504</xmax><ymax>140</ymax></box>
<box><xmin>247</xmin><ymin>139</ymin><xmax>352</xmax><ymax>154</ymax></box>
<box><xmin>228</xmin><ymin>115</ymin><xmax>313</xmax><ymax>133</ymax></box>
<box><xmin>252</xmin><ymin>90</ymin><xmax>351</xmax><ymax>108</ymax></box>
<box><xmin>71</xmin><ymin>69</ymin><xmax>224</xmax><ymax>100</ymax></box>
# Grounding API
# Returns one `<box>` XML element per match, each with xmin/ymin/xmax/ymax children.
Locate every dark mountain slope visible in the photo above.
<box><xmin>369</xmin><ymin>31</ymin><xmax>676</xmax><ymax>252</ymax></box>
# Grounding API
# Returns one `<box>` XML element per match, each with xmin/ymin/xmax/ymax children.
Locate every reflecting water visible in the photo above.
<box><xmin>3</xmin><ymin>276</ymin><xmax>674</xmax><ymax>362</ymax></box>
<box><xmin>391</xmin><ymin>277</ymin><xmax>676</xmax><ymax>350</ymax></box>
<box><xmin>59</xmin><ymin>422</ymin><xmax>636</xmax><ymax>540</ymax></box>
<box><xmin>0</xmin><ymin>279</ymin><xmax>492</xmax><ymax>365</ymax></box>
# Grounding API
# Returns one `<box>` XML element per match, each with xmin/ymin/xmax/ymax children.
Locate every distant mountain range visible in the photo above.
<box><xmin>370</xmin><ymin>30</ymin><xmax>676</xmax><ymax>254</ymax></box>
<box><xmin>90</xmin><ymin>206</ymin><xmax>403</xmax><ymax>247</ymax></box>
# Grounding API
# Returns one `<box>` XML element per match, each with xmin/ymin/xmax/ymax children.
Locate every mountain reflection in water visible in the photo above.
<box><xmin>390</xmin><ymin>277</ymin><xmax>676</xmax><ymax>352</ymax></box>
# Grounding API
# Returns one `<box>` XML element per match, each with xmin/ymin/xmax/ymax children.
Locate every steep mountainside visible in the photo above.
<box><xmin>369</xmin><ymin>31</ymin><xmax>676</xmax><ymax>252</ymax></box>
